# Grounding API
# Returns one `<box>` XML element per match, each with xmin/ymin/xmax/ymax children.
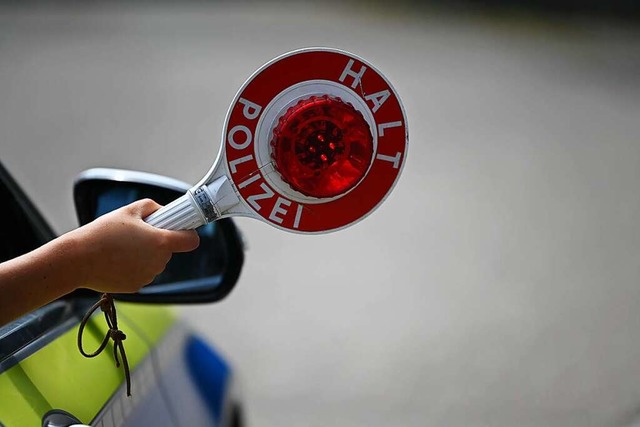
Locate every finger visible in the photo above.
<box><xmin>129</xmin><ymin>198</ymin><xmax>162</xmax><ymax>218</ymax></box>
<box><xmin>164</xmin><ymin>230</ymin><xmax>200</xmax><ymax>253</ymax></box>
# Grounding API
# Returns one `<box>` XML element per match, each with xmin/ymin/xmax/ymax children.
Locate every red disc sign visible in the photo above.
<box><xmin>223</xmin><ymin>48</ymin><xmax>408</xmax><ymax>233</ymax></box>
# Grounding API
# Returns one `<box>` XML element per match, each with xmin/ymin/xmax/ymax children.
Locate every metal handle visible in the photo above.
<box><xmin>144</xmin><ymin>192</ymin><xmax>205</xmax><ymax>230</ymax></box>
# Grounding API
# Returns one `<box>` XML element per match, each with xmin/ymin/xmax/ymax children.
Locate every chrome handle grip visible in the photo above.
<box><xmin>144</xmin><ymin>192</ymin><xmax>205</xmax><ymax>230</ymax></box>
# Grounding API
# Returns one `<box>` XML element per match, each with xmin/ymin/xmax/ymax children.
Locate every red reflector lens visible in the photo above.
<box><xmin>271</xmin><ymin>95</ymin><xmax>374</xmax><ymax>198</ymax></box>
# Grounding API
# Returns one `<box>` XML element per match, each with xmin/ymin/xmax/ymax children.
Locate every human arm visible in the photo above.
<box><xmin>0</xmin><ymin>199</ymin><xmax>199</xmax><ymax>326</ymax></box>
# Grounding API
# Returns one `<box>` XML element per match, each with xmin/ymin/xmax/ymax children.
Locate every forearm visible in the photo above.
<box><xmin>0</xmin><ymin>231</ymin><xmax>85</xmax><ymax>326</ymax></box>
<box><xmin>0</xmin><ymin>199</ymin><xmax>199</xmax><ymax>327</ymax></box>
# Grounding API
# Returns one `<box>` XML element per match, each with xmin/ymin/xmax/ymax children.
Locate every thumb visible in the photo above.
<box><xmin>128</xmin><ymin>198</ymin><xmax>163</xmax><ymax>218</ymax></box>
<box><xmin>128</xmin><ymin>199</ymin><xmax>200</xmax><ymax>252</ymax></box>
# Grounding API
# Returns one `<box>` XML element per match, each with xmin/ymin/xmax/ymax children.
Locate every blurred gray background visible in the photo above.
<box><xmin>1</xmin><ymin>2</ymin><xmax>640</xmax><ymax>426</ymax></box>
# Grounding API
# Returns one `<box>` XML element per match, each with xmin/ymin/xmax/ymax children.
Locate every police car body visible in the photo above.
<box><xmin>0</xmin><ymin>162</ymin><xmax>245</xmax><ymax>427</ymax></box>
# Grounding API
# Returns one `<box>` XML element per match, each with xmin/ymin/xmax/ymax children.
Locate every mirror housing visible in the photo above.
<box><xmin>73</xmin><ymin>168</ymin><xmax>245</xmax><ymax>304</ymax></box>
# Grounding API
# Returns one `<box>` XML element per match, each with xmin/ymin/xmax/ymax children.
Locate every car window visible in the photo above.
<box><xmin>0</xmin><ymin>162</ymin><xmax>77</xmax><ymax>368</ymax></box>
<box><xmin>0</xmin><ymin>162</ymin><xmax>55</xmax><ymax>263</ymax></box>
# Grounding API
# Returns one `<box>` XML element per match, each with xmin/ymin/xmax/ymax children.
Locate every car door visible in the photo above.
<box><xmin>0</xmin><ymin>161</ymin><xmax>178</xmax><ymax>427</ymax></box>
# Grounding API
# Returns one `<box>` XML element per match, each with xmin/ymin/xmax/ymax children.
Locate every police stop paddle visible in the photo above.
<box><xmin>144</xmin><ymin>47</ymin><xmax>409</xmax><ymax>234</ymax></box>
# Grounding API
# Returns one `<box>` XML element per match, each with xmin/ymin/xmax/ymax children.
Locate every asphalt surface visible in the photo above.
<box><xmin>1</xmin><ymin>3</ymin><xmax>640</xmax><ymax>426</ymax></box>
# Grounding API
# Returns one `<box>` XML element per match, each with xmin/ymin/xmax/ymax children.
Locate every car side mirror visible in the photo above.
<box><xmin>73</xmin><ymin>168</ymin><xmax>245</xmax><ymax>304</ymax></box>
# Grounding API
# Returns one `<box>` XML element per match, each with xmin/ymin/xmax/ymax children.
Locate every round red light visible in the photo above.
<box><xmin>270</xmin><ymin>95</ymin><xmax>374</xmax><ymax>198</ymax></box>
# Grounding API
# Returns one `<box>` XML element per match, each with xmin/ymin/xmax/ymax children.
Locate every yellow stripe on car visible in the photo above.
<box><xmin>0</xmin><ymin>364</ymin><xmax>47</xmax><ymax>427</ymax></box>
<box><xmin>0</xmin><ymin>304</ymin><xmax>175</xmax><ymax>426</ymax></box>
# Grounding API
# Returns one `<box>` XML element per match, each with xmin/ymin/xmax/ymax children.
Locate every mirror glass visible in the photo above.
<box><xmin>75</xmin><ymin>179</ymin><xmax>230</xmax><ymax>299</ymax></box>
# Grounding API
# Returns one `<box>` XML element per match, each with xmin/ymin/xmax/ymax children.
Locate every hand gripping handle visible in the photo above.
<box><xmin>144</xmin><ymin>178</ymin><xmax>236</xmax><ymax>230</ymax></box>
<box><xmin>144</xmin><ymin>192</ymin><xmax>206</xmax><ymax>230</ymax></box>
